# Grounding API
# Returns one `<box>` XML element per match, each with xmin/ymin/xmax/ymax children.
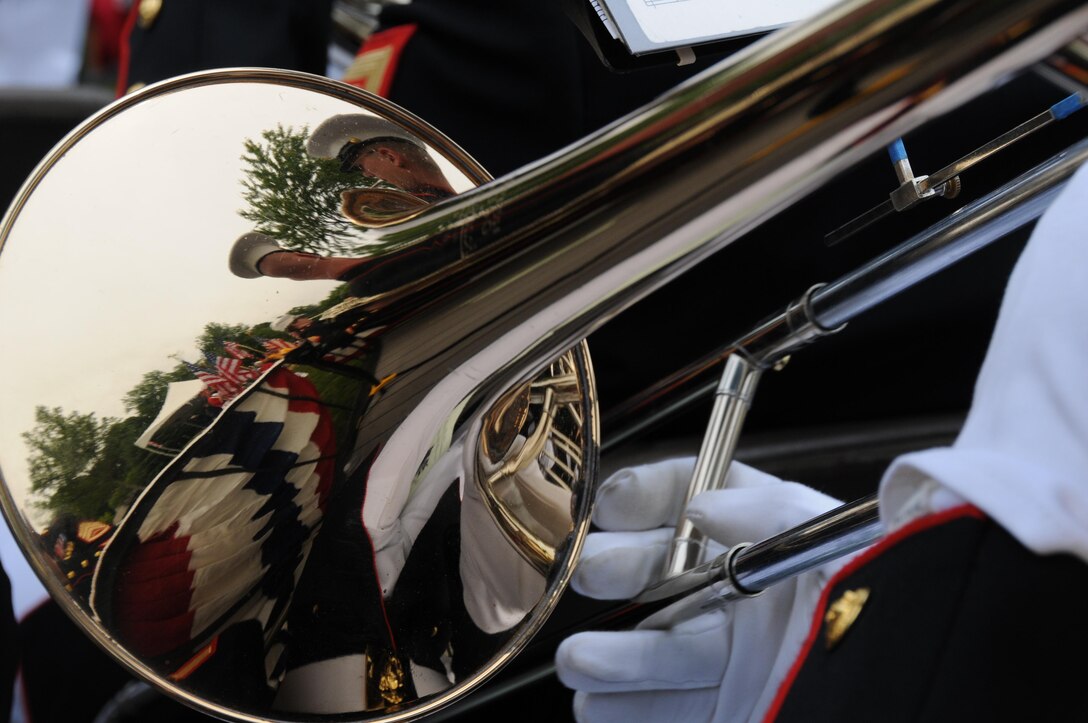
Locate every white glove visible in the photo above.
<box><xmin>555</xmin><ymin>458</ymin><xmax>850</xmax><ymax>723</ymax></box>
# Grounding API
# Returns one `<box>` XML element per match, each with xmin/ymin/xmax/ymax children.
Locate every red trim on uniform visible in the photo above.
<box><xmin>342</xmin><ymin>24</ymin><xmax>418</xmax><ymax>98</ymax></box>
<box><xmin>113</xmin><ymin>0</ymin><xmax>142</xmax><ymax>98</ymax></box>
<box><xmin>762</xmin><ymin>503</ymin><xmax>985</xmax><ymax>722</ymax></box>
<box><xmin>89</xmin><ymin>0</ymin><xmax>127</xmax><ymax>69</ymax></box>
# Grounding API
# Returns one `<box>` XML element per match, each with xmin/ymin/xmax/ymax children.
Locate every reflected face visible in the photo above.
<box><xmin>349</xmin><ymin>140</ymin><xmax>457</xmax><ymax>199</ymax></box>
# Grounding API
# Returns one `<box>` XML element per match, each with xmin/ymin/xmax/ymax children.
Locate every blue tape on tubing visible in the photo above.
<box><xmin>887</xmin><ymin>138</ymin><xmax>908</xmax><ymax>163</ymax></box>
<box><xmin>1051</xmin><ymin>93</ymin><xmax>1086</xmax><ymax>121</ymax></box>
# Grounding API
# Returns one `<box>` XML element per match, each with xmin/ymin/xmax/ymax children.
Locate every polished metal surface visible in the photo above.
<box><xmin>812</xmin><ymin>135</ymin><xmax>1088</xmax><ymax>328</ymax></box>
<box><xmin>661</xmin><ymin>281</ymin><xmax>846</xmax><ymax>577</ymax></box>
<box><xmin>0</xmin><ymin>71</ymin><xmax>598</xmax><ymax>722</ymax></box>
<box><xmin>663</xmin><ymin>354</ymin><xmax>761</xmax><ymax>578</ymax></box>
<box><xmin>661</xmin><ymin>136</ymin><xmax>1088</xmax><ymax>582</ymax></box>
<box><xmin>826</xmin><ymin>91</ymin><xmax>1084</xmax><ymax>243</ymax></box>
<box><xmin>606</xmin><ymin>132</ymin><xmax>1088</xmax><ymax>452</ymax></box>
<box><xmin>640</xmin><ymin>497</ymin><xmax>882</xmax><ymax>629</ymax></box>
<box><xmin>2</xmin><ymin>0</ymin><xmax>1087</xmax><ymax>721</ymax></box>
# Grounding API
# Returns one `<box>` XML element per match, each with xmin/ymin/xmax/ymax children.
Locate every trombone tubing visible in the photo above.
<box><xmin>356</xmin><ymin>0</ymin><xmax>1088</xmax><ymax>415</ymax></box>
<box><xmin>606</xmin><ymin>134</ymin><xmax>1088</xmax><ymax>450</ymax></box>
<box><xmin>636</xmin><ymin>134</ymin><xmax>1088</xmax><ymax>623</ymax></box>
<box><xmin>810</xmin><ymin>137</ymin><xmax>1088</xmax><ymax>329</ymax></box>
<box><xmin>639</xmin><ymin>495</ymin><xmax>882</xmax><ymax>629</ymax></box>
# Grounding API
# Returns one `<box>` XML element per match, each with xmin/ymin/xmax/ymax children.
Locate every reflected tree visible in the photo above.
<box><xmin>22</xmin><ymin>309</ymin><xmax>360</xmax><ymax>523</ymax></box>
<box><xmin>22</xmin><ymin>407</ymin><xmax>118</xmax><ymax>522</ymax></box>
<box><xmin>238</xmin><ymin>124</ymin><xmax>383</xmax><ymax>256</ymax></box>
<box><xmin>195</xmin><ymin>322</ymin><xmax>268</xmax><ymax>361</ymax></box>
<box><xmin>124</xmin><ymin>368</ymin><xmax>192</xmax><ymax>426</ymax></box>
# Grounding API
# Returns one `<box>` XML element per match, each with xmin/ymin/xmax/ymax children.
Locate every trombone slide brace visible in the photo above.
<box><xmin>663</xmin><ymin>285</ymin><xmax>845</xmax><ymax>578</ymax></box>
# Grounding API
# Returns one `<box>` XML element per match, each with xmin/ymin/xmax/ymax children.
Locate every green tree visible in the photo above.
<box><xmin>99</xmin><ymin>416</ymin><xmax>165</xmax><ymax>514</ymax></box>
<box><xmin>22</xmin><ymin>318</ymin><xmax>356</xmax><ymax>521</ymax></box>
<box><xmin>195</xmin><ymin>322</ymin><xmax>267</xmax><ymax>361</ymax></box>
<box><xmin>123</xmin><ymin>367</ymin><xmax>191</xmax><ymax>426</ymax></box>
<box><xmin>22</xmin><ymin>407</ymin><xmax>117</xmax><ymax>521</ymax></box>
<box><xmin>238</xmin><ymin>124</ymin><xmax>381</xmax><ymax>255</ymax></box>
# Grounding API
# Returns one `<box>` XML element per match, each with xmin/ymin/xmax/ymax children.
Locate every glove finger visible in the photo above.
<box><xmin>686</xmin><ymin>482</ymin><xmax>841</xmax><ymax>547</ymax></box>
<box><xmin>718</xmin><ymin>460</ymin><xmax>790</xmax><ymax>489</ymax></box>
<box><xmin>592</xmin><ymin>458</ymin><xmax>788</xmax><ymax>531</ymax></box>
<box><xmin>555</xmin><ymin>612</ymin><xmax>730</xmax><ymax>693</ymax></box>
<box><xmin>572</xmin><ymin>528</ymin><xmax>673</xmax><ymax>599</ymax></box>
<box><xmin>593</xmin><ymin>457</ymin><xmax>695</xmax><ymax>531</ymax></box>
<box><xmin>572</xmin><ymin>689</ymin><xmax>719</xmax><ymax>723</ymax></box>
<box><xmin>573</xmin><ymin>530</ymin><xmax>728</xmax><ymax>600</ymax></box>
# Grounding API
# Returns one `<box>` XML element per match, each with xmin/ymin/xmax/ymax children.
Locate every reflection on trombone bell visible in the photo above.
<box><xmin>340</xmin><ymin>187</ymin><xmax>432</xmax><ymax>229</ymax></box>
<box><xmin>229</xmin><ymin>114</ymin><xmax>468</xmax><ymax>301</ymax></box>
<box><xmin>229</xmin><ymin>230</ymin><xmax>371</xmax><ymax>282</ymax></box>
<box><xmin>307</xmin><ymin>113</ymin><xmax>458</xmax><ymax>201</ymax></box>
<box><xmin>219</xmin><ymin>111</ymin><xmax>594</xmax><ymax>714</ymax></box>
<box><xmin>308</xmin><ymin>113</ymin><xmax>457</xmax><ymax>228</ymax></box>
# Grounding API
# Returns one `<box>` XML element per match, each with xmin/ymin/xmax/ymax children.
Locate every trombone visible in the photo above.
<box><xmin>2</xmin><ymin>0</ymin><xmax>1088</xmax><ymax>720</ymax></box>
<box><xmin>641</xmin><ymin>133</ymin><xmax>1088</xmax><ymax>627</ymax></box>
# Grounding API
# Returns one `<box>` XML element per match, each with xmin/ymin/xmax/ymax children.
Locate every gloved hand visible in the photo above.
<box><xmin>555</xmin><ymin>457</ymin><xmax>851</xmax><ymax>723</ymax></box>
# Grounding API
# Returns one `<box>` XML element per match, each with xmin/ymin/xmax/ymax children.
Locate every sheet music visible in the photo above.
<box><xmin>604</xmin><ymin>0</ymin><xmax>836</xmax><ymax>54</ymax></box>
<box><xmin>590</xmin><ymin>0</ymin><xmax>621</xmax><ymax>40</ymax></box>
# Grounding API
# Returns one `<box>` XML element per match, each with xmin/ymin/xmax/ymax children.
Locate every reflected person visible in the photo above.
<box><xmin>230</xmin><ymin>115</ymin><xmax>465</xmax><ymax>297</ymax></box>
<box><xmin>305</xmin><ymin>113</ymin><xmax>457</xmax><ymax>202</ymax></box>
<box><xmin>308</xmin><ymin>113</ymin><xmax>458</xmax><ymax>228</ymax></box>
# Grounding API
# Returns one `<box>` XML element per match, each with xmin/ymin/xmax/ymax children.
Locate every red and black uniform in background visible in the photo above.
<box><xmin>115</xmin><ymin>0</ymin><xmax>333</xmax><ymax>96</ymax></box>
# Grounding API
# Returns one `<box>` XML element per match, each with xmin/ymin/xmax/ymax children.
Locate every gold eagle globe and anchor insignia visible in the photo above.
<box><xmin>824</xmin><ymin>587</ymin><xmax>871</xmax><ymax>650</ymax></box>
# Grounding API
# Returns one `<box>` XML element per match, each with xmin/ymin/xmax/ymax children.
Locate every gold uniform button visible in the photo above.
<box><xmin>138</xmin><ymin>0</ymin><xmax>162</xmax><ymax>29</ymax></box>
<box><xmin>824</xmin><ymin>587</ymin><xmax>870</xmax><ymax>650</ymax></box>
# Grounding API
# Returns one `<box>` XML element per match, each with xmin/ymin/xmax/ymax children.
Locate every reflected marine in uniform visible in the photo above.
<box><xmin>39</xmin><ymin>515</ymin><xmax>114</xmax><ymax>605</ymax></box>
<box><xmin>116</xmin><ymin>0</ymin><xmax>766</xmax><ymax>419</ymax></box>
<box><xmin>97</xmin><ymin>2</ymin><xmax>1065</xmax><ymax>717</ymax></box>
